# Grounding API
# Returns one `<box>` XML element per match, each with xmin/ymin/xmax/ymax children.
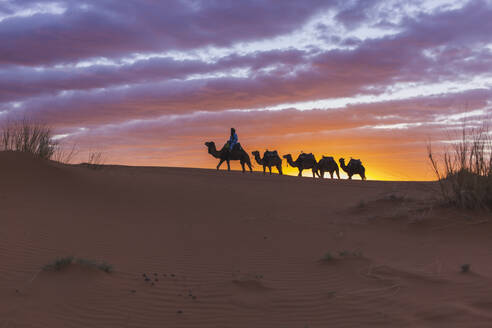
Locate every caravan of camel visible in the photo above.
<box><xmin>205</xmin><ymin>141</ymin><xmax>366</xmax><ymax>180</ymax></box>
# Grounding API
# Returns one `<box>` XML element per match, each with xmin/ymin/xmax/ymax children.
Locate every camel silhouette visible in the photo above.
<box><xmin>205</xmin><ymin>141</ymin><xmax>252</xmax><ymax>173</ymax></box>
<box><xmin>339</xmin><ymin>158</ymin><xmax>366</xmax><ymax>180</ymax></box>
<box><xmin>317</xmin><ymin>156</ymin><xmax>340</xmax><ymax>179</ymax></box>
<box><xmin>283</xmin><ymin>153</ymin><xmax>319</xmax><ymax>178</ymax></box>
<box><xmin>252</xmin><ymin>150</ymin><xmax>283</xmax><ymax>175</ymax></box>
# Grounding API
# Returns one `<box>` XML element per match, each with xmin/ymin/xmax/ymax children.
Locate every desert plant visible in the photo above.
<box><xmin>43</xmin><ymin>256</ymin><xmax>74</xmax><ymax>271</ymax></box>
<box><xmin>52</xmin><ymin>143</ymin><xmax>79</xmax><ymax>164</ymax></box>
<box><xmin>86</xmin><ymin>151</ymin><xmax>105</xmax><ymax>169</ymax></box>
<box><xmin>322</xmin><ymin>252</ymin><xmax>334</xmax><ymax>261</ymax></box>
<box><xmin>76</xmin><ymin>258</ymin><xmax>114</xmax><ymax>273</ymax></box>
<box><xmin>43</xmin><ymin>256</ymin><xmax>113</xmax><ymax>273</ymax></box>
<box><xmin>428</xmin><ymin>125</ymin><xmax>492</xmax><ymax>210</ymax></box>
<box><xmin>461</xmin><ymin>264</ymin><xmax>470</xmax><ymax>273</ymax></box>
<box><xmin>96</xmin><ymin>261</ymin><xmax>113</xmax><ymax>273</ymax></box>
<box><xmin>1</xmin><ymin>118</ymin><xmax>58</xmax><ymax>159</ymax></box>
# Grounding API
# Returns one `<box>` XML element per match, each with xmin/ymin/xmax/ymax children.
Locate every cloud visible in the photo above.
<box><xmin>2</xmin><ymin>0</ymin><xmax>491</xmax><ymax>126</ymax></box>
<box><xmin>0</xmin><ymin>49</ymin><xmax>307</xmax><ymax>102</ymax></box>
<box><xmin>0</xmin><ymin>0</ymin><xmax>335</xmax><ymax>66</ymax></box>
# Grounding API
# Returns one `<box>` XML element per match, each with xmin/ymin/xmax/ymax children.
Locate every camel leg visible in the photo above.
<box><xmin>248</xmin><ymin>161</ymin><xmax>253</xmax><ymax>173</ymax></box>
<box><xmin>226</xmin><ymin>160</ymin><xmax>231</xmax><ymax>171</ymax></box>
<box><xmin>268</xmin><ymin>166</ymin><xmax>272</xmax><ymax>175</ymax></box>
<box><xmin>312</xmin><ymin>168</ymin><xmax>316</xmax><ymax>178</ymax></box>
<box><xmin>336</xmin><ymin>168</ymin><xmax>340</xmax><ymax>179</ymax></box>
<box><xmin>263</xmin><ymin>165</ymin><xmax>266</xmax><ymax>175</ymax></box>
<box><xmin>277</xmin><ymin>165</ymin><xmax>283</xmax><ymax>175</ymax></box>
<box><xmin>320</xmin><ymin>170</ymin><xmax>325</xmax><ymax>179</ymax></box>
<box><xmin>298</xmin><ymin>168</ymin><xmax>303</xmax><ymax>177</ymax></box>
<box><xmin>329</xmin><ymin>171</ymin><xmax>333</xmax><ymax>179</ymax></box>
<box><xmin>217</xmin><ymin>158</ymin><xmax>225</xmax><ymax>170</ymax></box>
<box><xmin>241</xmin><ymin>161</ymin><xmax>245</xmax><ymax>173</ymax></box>
<box><xmin>348</xmin><ymin>174</ymin><xmax>352</xmax><ymax>180</ymax></box>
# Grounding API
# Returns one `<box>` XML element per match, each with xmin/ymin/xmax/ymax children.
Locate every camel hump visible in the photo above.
<box><xmin>349</xmin><ymin>158</ymin><xmax>362</xmax><ymax>166</ymax></box>
<box><xmin>263</xmin><ymin>150</ymin><xmax>278</xmax><ymax>158</ymax></box>
<box><xmin>299</xmin><ymin>152</ymin><xmax>313</xmax><ymax>159</ymax></box>
<box><xmin>297</xmin><ymin>152</ymin><xmax>315</xmax><ymax>162</ymax></box>
<box><xmin>322</xmin><ymin>156</ymin><xmax>334</xmax><ymax>161</ymax></box>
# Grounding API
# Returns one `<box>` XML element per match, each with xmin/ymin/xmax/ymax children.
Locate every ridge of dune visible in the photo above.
<box><xmin>1</xmin><ymin>151</ymin><xmax>492</xmax><ymax>327</ymax></box>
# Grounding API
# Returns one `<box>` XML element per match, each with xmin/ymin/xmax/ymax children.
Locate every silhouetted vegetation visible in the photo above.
<box><xmin>0</xmin><ymin>118</ymin><xmax>80</xmax><ymax>164</ymax></box>
<box><xmin>85</xmin><ymin>151</ymin><xmax>105</xmax><ymax>169</ymax></box>
<box><xmin>52</xmin><ymin>143</ymin><xmax>79</xmax><ymax>164</ymax></box>
<box><xmin>428</xmin><ymin>125</ymin><xmax>492</xmax><ymax>210</ymax></box>
<box><xmin>1</xmin><ymin>118</ymin><xmax>58</xmax><ymax>159</ymax></box>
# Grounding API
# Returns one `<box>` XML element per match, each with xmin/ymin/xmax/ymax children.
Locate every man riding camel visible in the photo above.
<box><xmin>227</xmin><ymin>128</ymin><xmax>238</xmax><ymax>151</ymax></box>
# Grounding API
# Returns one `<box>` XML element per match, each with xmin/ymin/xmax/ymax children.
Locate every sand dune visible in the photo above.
<box><xmin>1</xmin><ymin>151</ymin><xmax>492</xmax><ymax>327</ymax></box>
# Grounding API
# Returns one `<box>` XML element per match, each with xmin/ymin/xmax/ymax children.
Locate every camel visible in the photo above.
<box><xmin>339</xmin><ymin>158</ymin><xmax>366</xmax><ymax>180</ymax></box>
<box><xmin>283</xmin><ymin>153</ymin><xmax>319</xmax><ymax>178</ymax></box>
<box><xmin>317</xmin><ymin>156</ymin><xmax>340</xmax><ymax>179</ymax></box>
<box><xmin>205</xmin><ymin>141</ymin><xmax>253</xmax><ymax>173</ymax></box>
<box><xmin>252</xmin><ymin>150</ymin><xmax>283</xmax><ymax>175</ymax></box>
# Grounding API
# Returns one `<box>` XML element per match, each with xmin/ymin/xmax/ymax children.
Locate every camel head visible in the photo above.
<box><xmin>283</xmin><ymin>154</ymin><xmax>293</xmax><ymax>167</ymax></box>
<box><xmin>204</xmin><ymin>141</ymin><xmax>220</xmax><ymax>156</ymax></box>
<box><xmin>251</xmin><ymin>151</ymin><xmax>263</xmax><ymax>165</ymax></box>
<box><xmin>204</xmin><ymin>141</ymin><xmax>215</xmax><ymax>149</ymax></box>
<box><xmin>339</xmin><ymin>157</ymin><xmax>345</xmax><ymax>164</ymax></box>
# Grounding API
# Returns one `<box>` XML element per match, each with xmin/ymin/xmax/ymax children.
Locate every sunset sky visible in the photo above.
<box><xmin>1</xmin><ymin>0</ymin><xmax>491</xmax><ymax>180</ymax></box>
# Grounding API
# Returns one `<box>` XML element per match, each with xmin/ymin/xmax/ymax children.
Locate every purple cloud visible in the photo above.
<box><xmin>0</xmin><ymin>0</ymin><xmax>335</xmax><ymax>66</ymax></box>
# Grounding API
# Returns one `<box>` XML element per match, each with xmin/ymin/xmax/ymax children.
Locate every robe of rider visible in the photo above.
<box><xmin>229</xmin><ymin>130</ymin><xmax>238</xmax><ymax>150</ymax></box>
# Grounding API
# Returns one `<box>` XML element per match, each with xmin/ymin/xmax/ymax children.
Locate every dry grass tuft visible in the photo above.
<box><xmin>428</xmin><ymin>126</ymin><xmax>492</xmax><ymax>210</ymax></box>
<box><xmin>43</xmin><ymin>256</ymin><xmax>113</xmax><ymax>273</ymax></box>
<box><xmin>82</xmin><ymin>151</ymin><xmax>105</xmax><ymax>169</ymax></box>
<box><xmin>1</xmin><ymin>118</ymin><xmax>58</xmax><ymax>159</ymax></box>
<box><xmin>43</xmin><ymin>256</ymin><xmax>74</xmax><ymax>271</ymax></box>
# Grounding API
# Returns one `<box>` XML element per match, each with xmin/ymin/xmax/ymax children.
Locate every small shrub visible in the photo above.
<box><xmin>86</xmin><ymin>151</ymin><xmax>105</xmax><ymax>169</ymax></box>
<box><xmin>1</xmin><ymin>118</ymin><xmax>58</xmax><ymax>159</ymax></box>
<box><xmin>428</xmin><ymin>125</ymin><xmax>492</xmax><ymax>210</ymax></box>
<box><xmin>52</xmin><ymin>143</ymin><xmax>79</xmax><ymax>164</ymax></box>
<box><xmin>322</xmin><ymin>252</ymin><xmax>334</xmax><ymax>261</ymax></box>
<box><xmin>97</xmin><ymin>261</ymin><xmax>113</xmax><ymax>273</ymax></box>
<box><xmin>44</xmin><ymin>256</ymin><xmax>113</xmax><ymax>273</ymax></box>
<box><xmin>43</xmin><ymin>256</ymin><xmax>74</xmax><ymax>271</ymax></box>
<box><xmin>461</xmin><ymin>264</ymin><xmax>470</xmax><ymax>273</ymax></box>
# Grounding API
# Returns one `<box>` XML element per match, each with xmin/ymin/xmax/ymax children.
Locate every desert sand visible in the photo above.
<box><xmin>1</xmin><ymin>150</ymin><xmax>492</xmax><ymax>327</ymax></box>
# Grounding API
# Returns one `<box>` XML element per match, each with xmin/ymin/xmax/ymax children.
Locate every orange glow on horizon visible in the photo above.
<box><xmin>89</xmin><ymin>146</ymin><xmax>436</xmax><ymax>182</ymax></box>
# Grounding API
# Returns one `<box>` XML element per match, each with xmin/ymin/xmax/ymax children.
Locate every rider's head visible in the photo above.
<box><xmin>231</xmin><ymin>128</ymin><xmax>236</xmax><ymax>135</ymax></box>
